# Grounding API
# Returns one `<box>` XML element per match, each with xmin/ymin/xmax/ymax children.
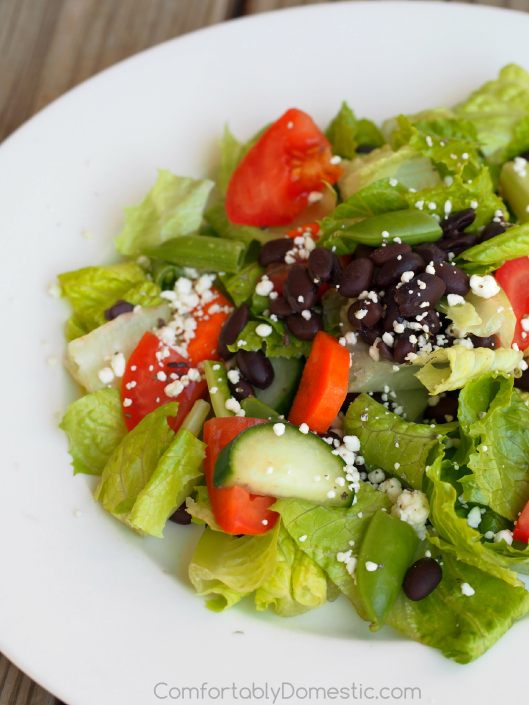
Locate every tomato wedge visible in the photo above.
<box><xmin>204</xmin><ymin>417</ymin><xmax>278</xmax><ymax>535</ymax></box>
<box><xmin>513</xmin><ymin>498</ymin><xmax>529</xmax><ymax>543</ymax></box>
<box><xmin>121</xmin><ymin>332</ymin><xmax>206</xmax><ymax>432</ymax></box>
<box><xmin>226</xmin><ymin>108</ymin><xmax>341</xmax><ymax>227</ymax></box>
<box><xmin>495</xmin><ymin>258</ymin><xmax>529</xmax><ymax>350</ymax></box>
<box><xmin>289</xmin><ymin>331</ymin><xmax>350</xmax><ymax>433</ymax></box>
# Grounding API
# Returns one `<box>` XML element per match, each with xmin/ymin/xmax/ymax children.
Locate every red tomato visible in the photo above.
<box><xmin>513</xmin><ymin>499</ymin><xmax>529</xmax><ymax>543</ymax></box>
<box><xmin>203</xmin><ymin>417</ymin><xmax>279</xmax><ymax>535</ymax></box>
<box><xmin>286</xmin><ymin>222</ymin><xmax>321</xmax><ymax>240</ymax></box>
<box><xmin>121</xmin><ymin>332</ymin><xmax>207</xmax><ymax>432</ymax></box>
<box><xmin>495</xmin><ymin>258</ymin><xmax>529</xmax><ymax>350</ymax></box>
<box><xmin>187</xmin><ymin>290</ymin><xmax>232</xmax><ymax>365</ymax></box>
<box><xmin>226</xmin><ymin>109</ymin><xmax>341</xmax><ymax>227</ymax></box>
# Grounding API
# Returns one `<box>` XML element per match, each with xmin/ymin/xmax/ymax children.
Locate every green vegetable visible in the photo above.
<box><xmin>458</xmin><ymin>374</ymin><xmax>529</xmax><ymax>521</ymax></box>
<box><xmin>115</xmin><ymin>171</ymin><xmax>214</xmax><ymax>256</ymax></box>
<box><xmin>458</xmin><ymin>221</ymin><xmax>529</xmax><ymax>268</ymax></box>
<box><xmin>415</xmin><ymin>346</ymin><xmax>523</xmax><ymax>395</ymax></box>
<box><xmin>344</xmin><ymin>394</ymin><xmax>442</xmax><ymax>489</ymax></box>
<box><xmin>254</xmin><ymin>357</ymin><xmax>303</xmax><ymax>415</ymax></box>
<box><xmin>60</xmin><ymin>388</ymin><xmax>127</xmax><ymax>475</ymax></box>
<box><xmin>186</xmin><ymin>486</ymin><xmax>220</xmax><ymax>531</ymax></box>
<box><xmin>203</xmin><ymin>361</ymin><xmax>233</xmax><ymax>417</ymax></box>
<box><xmin>146</xmin><ymin>234</ymin><xmax>246</xmax><ymax>273</ymax></box>
<box><xmin>356</xmin><ymin>510</ymin><xmax>419</xmax><ymax>629</ymax></box>
<box><xmin>95</xmin><ymin>403</ymin><xmax>205</xmax><ymax>537</ymax></box>
<box><xmin>240</xmin><ymin>396</ymin><xmax>281</xmax><ymax>421</ymax></box>
<box><xmin>274</xmin><ymin>484</ymin><xmax>391</xmax><ymax>617</ymax></box>
<box><xmin>348</xmin><ymin>341</ymin><xmax>423</xmax><ymax>394</ymax></box>
<box><xmin>321</xmin><ymin>209</ymin><xmax>441</xmax><ymax>254</ymax></box>
<box><xmin>219</xmin><ymin>262</ymin><xmax>264</xmax><ymax>306</ymax></box>
<box><xmin>205</xmin><ymin>201</ymin><xmax>277</xmax><ymax>244</ymax></box>
<box><xmin>218</xmin><ymin>125</ymin><xmax>245</xmax><ymax>194</ymax></box>
<box><xmin>58</xmin><ymin>262</ymin><xmax>162</xmax><ymax>339</ymax></box>
<box><xmin>441</xmin><ymin>288</ymin><xmax>515</xmax><ymax>347</ymax></box>
<box><xmin>149</xmin><ymin>259</ymin><xmax>186</xmax><ymax>291</ymax></box>
<box><xmin>325</xmin><ymin>102</ymin><xmax>384</xmax><ymax>159</ymax></box>
<box><xmin>228</xmin><ymin>319</ymin><xmax>311</xmax><ymax>359</ymax></box>
<box><xmin>180</xmin><ymin>399</ymin><xmax>211</xmax><ymax>437</ymax></box>
<box><xmin>500</xmin><ymin>159</ymin><xmax>529</xmax><ymax>223</ymax></box>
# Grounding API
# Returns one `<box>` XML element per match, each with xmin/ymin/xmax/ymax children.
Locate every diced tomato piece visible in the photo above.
<box><xmin>203</xmin><ymin>417</ymin><xmax>278</xmax><ymax>535</ymax></box>
<box><xmin>226</xmin><ymin>109</ymin><xmax>341</xmax><ymax>227</ymax></box>
<box><xmin>289</xmin><ymin>331</ymin><xmax>350</xmax><ymax>433</ymax></box>
<box><xmin>286</xmin><ymin>222</ymin><xmax>321</xmax><ymax>240</ymax></box>
<box><xmin>187</xmin><ymin>290</ymin><xmax>232</xmax><ymax>365</ymax></box>
<box><xmin>495</xmin><ymin>258</ymin><xmax>529</xmax><ymax>350</ymax></box>
<box><xmin>121</xmin><ymin>332</ymin><xmax>206</xmax><ymax>432</ymax></box>
<box><xmin>513</xmin><ymin>499</ymin><xmax>529</xmax><ymax>543</ymax></box>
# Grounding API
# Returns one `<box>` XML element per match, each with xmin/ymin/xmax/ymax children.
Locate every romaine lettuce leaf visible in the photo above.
<box><xmin>217</xmin><ymin>125</ymin><xmax>245</xmax><ymax>194</ymax></box>
<box><xmin>95</xmin><ymin>403</ymin><xmax>205</xmax><ymax>537</ymax></box>
<box><xmin>60</xmin><ymin>388</ymin><xmax>127</xmax><ymax>475</ymax></box>
<box><xmin>205</xmin><ymin>202</ymin><xmax>277</xmax><ymax>245</ymax></box>
<box><xmin>458</xmin><ymin>222</ymin><xmax>529</xmax><ymax>268</ymax></box>
<box><xmin>458</xmin><ymin>375</ymin><xmax>529</xmax><ymax>521</ymax></box>
<box><xmin>415</xmin><ymin>346</ymin><xmax>523</xmax><ymax>396</ymax></box>
<box><xmin>115</xmin><ymin>170</ymin><xmax>214</xmax><ymax>256</ymax></box>
<box><xmin>219</xmin><ymin>262</ymin><xmax>264</xmax><ymax>307</ymax></box>
<box><xmin>58</xmin><ymin>261</ymin><xmax>162</xmax><ymax>339</ymax></box>
<box><xmin>344</xmin><ymin>394</ymin><xmax>442</xmax><ymax>490</ymax></box>
<box><xmin>455</xmin><ymin>64</ymin><xmax>529</xmax><ymax>165</ymax></box>
<box><xmin>325</xmin><ymin>102</ymin><xmax>384</xmax><ymax>159</ymax></box>
<box><xmin>386</xmin><ymin>545</ymin><xmax>529</xmax><ymax>664</ymax></box>
<box><xmin>441</xmin><ymin>288</ymin><xmax>515</xmax><ymax>347</ymax></box>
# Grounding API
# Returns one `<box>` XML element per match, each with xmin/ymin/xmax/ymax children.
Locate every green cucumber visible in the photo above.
<box><xmin>254</xmin><ymin>357</ymin><xmax>303</xmax><ymax>414</ymax></box>
<box><xmin>214</xmin><ymin>422</ymin><xmax>352</xmax><ymax>507</ymax></box>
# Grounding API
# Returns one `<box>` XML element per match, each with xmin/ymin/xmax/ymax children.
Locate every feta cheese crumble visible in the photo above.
<box><xmin>469</xmin><ymin>274</ymin><xmax>500</xmax><ymax>299</ymax></box>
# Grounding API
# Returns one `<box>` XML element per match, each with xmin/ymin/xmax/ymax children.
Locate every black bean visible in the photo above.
<box><xmin>437</xmin><ymin>233</ymin><xmax>477</xmax><ymax>255</ymax></box>
<box><xmin>269</xmin><ymin>295</ymin><xmax>293</xmax><ymax>318</ymax></box>
<box><xmin>236</xmin><ymin>350</ymin><xmax>274</xmax><ymax>389</ymax></box>
<box><xmin>373</xmin><ymin>339</ymin><xmax>393</xmax><ymax>361</ymax></box>
<box><xmin>285</xmin><ymin>311</ymin><xmax>323</xmax><ymax>341</ymax></box>
<box><xmin>360</xmin><ymin>324</ymin><xmax>382</xmax><ymax>346</ymax></box>
<box><xmin>468</xmin><ymin>334</ymin><xmax>497</xmax><ymax>350</ymax></box>
<box><xmin>330</xmin><ymin>254</ymin><xmax>343</xmax><ymax>286</ymax></box>
<box><xmin>339</xmin><ymin>258</ymin><xmax>374</xmax><ymax>298</ymax></box>
<box><xmin>420</xmin><ymin>309</ymin><xmax>442</xmax><ymax>336</ymax></box>
<box><xmin>382</xmin><ymin>300</ymin><xmax>403</xmax><ymax>333</ymax></box>
<box><xmin>395</xmin><ymin>274</ymin><xmax>446</xmax><ymax>317</ymax></box>
<box><xmin>370</xmin><ymin>243</ymin><xmax>412</xmax><ymax>266</ymax></box>
<box><xmin>104</xmin><ymin>299</ymin><xmax>135</xmax><ymax>320</ymax></box>
<box><xmin>519</xmin><ymin>150</ymin><xmax>529</xmax><ymax>160</ymax></box>
<box><xmin>376</xmin><ymin>252</ymin><xmax>425</xmax><ymax>288</ymax></box>
<box><xmin>480</xmin><ymin>221</ymin><xmax>506</xmax><ymax>242</ymax></box>
<box><xmin>356</xmin><ymin>144</ymin><xmax>376</xmax><ymax>154</ymax></box>
<box><xmin>284</xmin><ymin>264</ymin><xmax>318</xmax><ymax>311</ymax></box>
<box><xmin>258</xmin><ymin>238</ymin><xmax>292</xmax><ymax>266</ymax></box>
<box><xmin>441</xmin><ymin>208</ymin><xmax>476</xmax><ymax>237</ymax></box>
<box><xmin>308</xmin><ymin>248</ymin><xmax>334</xmax><ymax>282</ymax></box>
<box><xmin>229</xmin><ymin>377</ymin><xmax>254</xmax><ymax>400</ymax></box>
<box><xmin>403</xmin><ymin>557</ymin><xmax>442</xmax><ymax>601</ymax></box>
<box><xmin>515</xmin><ymin>368</ymin><xmax>529</xmax><ymax>392</ymax></box>
<box><xmin>218</xmin><ymin>304</ymin><xmax>250</xmax><ymax>359</ymax></box>
<box><xmin>347</xmin><ymin>299</ymin><xmax>383</xmax><ymax>329</ymax></box>
<box><xmin>340</xmin><ymin>392</ymin><xmax>359</xmax><ymax>414</ymax></box>
<box><xmin>169</xmin><ymin>502</ymin><xmax>192</xmax><ymax>525</ymax></box>
<box><xmin>393</xmin><ymin>334</ymin><xmax>418</xmax><ymax>364</ymax></box>
<box><xmin>423</xmin><ymin>395</ymin><xmax>458</xmax><ymax>423</ymax></box>
<box><xmin>434</xmin><ymin>261</ymin><xmax>470</xmax><ymax>296</ymax></box>
<box><xmin>414</xmin><ymin>243</ymin><xmax>446</xmax><ymax>265</ymax></box>
<box><xmin>353</xmin><ymin>244</ymin><xmax>375</xmax><ymax>260</ymax></box>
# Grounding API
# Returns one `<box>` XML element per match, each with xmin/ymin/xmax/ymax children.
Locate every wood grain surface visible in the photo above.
<box><xmin>0</xmin><ymin>0</ymin><xmax>522</xmax><ymax>702</ymax></box>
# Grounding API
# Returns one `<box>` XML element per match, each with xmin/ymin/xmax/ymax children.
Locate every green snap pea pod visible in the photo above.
<box><xmin>500</xmin><ymin>160</ymin><xmax>529</xmax><ymax>224</ymax></box>
<box><xmin>240</xmin><ymin>396</ymin><xmax>281</xmax><ymax>421</ymax></box>
<box><xmin>325</xmin><ymin>209</ymin><xmax>442</xmax><ymax>249</ymax></box>
<box><xmin>147</xmin><ymin>235</ymin><xmax>246</xmax><ymax>273</ymax></box>
<box><xmin>356</xmin><ymin>509</ymin><xmax>419</xmax><ymax>630</ymax></box>
<box><xmin>203</xmin><ymin>361</ymin><xmax>233</xmax><ymax>417</ymax></box>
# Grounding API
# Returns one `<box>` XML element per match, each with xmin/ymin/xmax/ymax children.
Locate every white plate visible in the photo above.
<box><xmin>1</xmin><ymin>2</ymin><xmax>529</xmax><ymax>703</ymax></box>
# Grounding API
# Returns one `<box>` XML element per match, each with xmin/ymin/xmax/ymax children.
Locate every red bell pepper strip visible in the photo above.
<box><xmin>513</xmin><ymin>499</ymin><xmax>529</xmax><ymax>543</ymax></box>
<box><xmin>495</xmin><ymin>257</ymin><xmax>529</xmax><ymax>351</ymax></box>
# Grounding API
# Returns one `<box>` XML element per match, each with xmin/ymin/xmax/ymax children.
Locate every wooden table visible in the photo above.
<box><xmin>0</xmin><ymin>0</ymin><xmax>522</xmax><ymax>702</ymax></box>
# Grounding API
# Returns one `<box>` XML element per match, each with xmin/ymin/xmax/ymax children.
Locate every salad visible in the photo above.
<box><xmin>58</xmin><ymin>64</ymin><xmax>529</xmax><ymax>664</ymax></box>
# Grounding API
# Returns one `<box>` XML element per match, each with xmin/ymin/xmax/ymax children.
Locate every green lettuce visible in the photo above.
<box><xmin>58</xmin><ymin>261</ymin><xmax>162</xmax><ymax>339</ymax></box>
<box><xmin>344</xmin><ymin>394</ymin><xmax>443</xmax><ymax>489</ymax></box>
<box><xmin>205</xmin><ymin>202</ymin><xmax>277</xmax><ymax>245</ymax></box>
<box><xmin>218</xmin><ymin>125</ymin><xmax>245</xmax><ymax>194</ymax></box>
<box><xmin>440</xmin><ymin>288</ymin><xmax>515</xmax><ymax>346</ymax></box>
<box><xmin>95</xmin><ymin>404</ymin><xmax>205</xmax><ymax>537</ymax></box>
<box><xmin>386</xmin><ymin>545</ymin><xmax>529</xmax><ymax>664</ymax></box>
<box><xmin>219</xmin><ymin>262</ymin><xmax>264</xmax><ymax>307</ymax></box>
<box><xmin>60</xmin><ymin>388</ymin><xmax>127</xmax><ymax>475</ymax></box>
<box><xmin>455</xmin><ymin>64</ymin><xmax>529</xmax><ymax>165</ymax></box>
<box><xmin>325</xmin><ymin>102</ymin><xmax>384</xmax><ymax>159</ymax></box>
<box><xmin>458</xmin><ymin>375</ymin><xmax>529</xmax><ymax>521</ymax></box>
<box><xmin>415</xmin><ymin>346</ymin><xmax>523</xmax><ymax>395</ymax></box>
<box><xmin>186</xmin><ymin>485</ymin><xmax>221</xmax><ymax>530</ymax></box>
<box><xmin>274</xmin><ymin>486</ymin><xmax>390</xmax><ymax>618</ymax></box>
<box><xmin>115</xmin><ymin>170</ymin><xmax>214</xmax><ymax>256</ymax></box>
<box><xmin>458</xmin><ymin>222</ymin><xmax>529</xmax><ymax>269</ymax></box>
<box><xmin>228</xmin><ymin>319</ymin><xmax>311</xmax><ymax>359</ymax></box>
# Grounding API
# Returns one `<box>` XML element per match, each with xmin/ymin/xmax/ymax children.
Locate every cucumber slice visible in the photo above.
<box><xmin>214</xmin><ymin>422</ymin><xmax>352</xmax><ymax>507</ymax></box>
<box><xmin>255</xmin><ymin>357</ymin><xmax>303</xmax><ymax>415</ymax></box>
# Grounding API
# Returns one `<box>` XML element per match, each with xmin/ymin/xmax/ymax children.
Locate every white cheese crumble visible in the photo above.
<box><xmin>466</xmin><ymin>506</ymin><xmax>482</xmax><ymax>529</ymax></box>
<box><xmin>123</xmin><ymin>398</ymin><xmax>133</xmax><ymax>408</ymax></box>
<box><xmin>447</xmin><ymin>293</ymin><xmax>466</xmax><ymax>307</ymax></box>
<box><xmin>110</xmin><ymin>352</ymin><xmax>126</xmax><ymax>378</ymax></box>
<box><xmin>273</xmin><ymin>422</ymin><xmax>286</xmax><ymax>436</ymax></box>
<box><xmin>299</xmin><ymin>423</ymin><xmax>309</xmax><ymax>434</ymax></box>
<box><xmin>225</xmin><ymin>397</ymin><xmax>245</xmax><ymax>416</ymax></box>
<box><xmin>336</xmin><ymin>550</ymin><xmax>357</xmax><ymax>576</ymax></box>
<box><xmin>461</xmin><ymin>582</ymin><xmax>475</xmax><ymax>597</ymax></box>
<box><xmin>521</xmin><ymin>316</ymin><xmax>529</xmax><ymax>333</ymax></box>
<box><xmin>227</xmin><ymin>369</ymin><xmax>241</xmax><ymax>385</ymax></box>
<box><xmin>494</xmin><ymin>529</ymin><xmax>514</xmax><ymax>545</ymax></box>
<box><xmin>255</xmin><ymin>277</ymin><xmax>274</xmax><ymax>297</ymax></box>
<box><xmin>469</xmin><ymin>274</ymin><xmax>500</xmax><ymax>299</ymax></box>
<box><xmin>299</xmin><ymin>534</ymin><xmax>308</xmax><ymax>543</ymax></box>
<box><xmin>255</xmin><ymin>323</ymin><xmax>273</xmax><ymax>337</ymax></box>
<box><xmin>391</xmin><ymin>489</ymin><xmax>429</xmax><ymax>538</ymax></box>
<box><xmin>379</xmin><ymin>477</ymin><xmax>402</xmax><ymax>503</ymax></box>
<box><xmin>365</xmin><ymin>561</ymin><xmax>379</xmax><ymax>572</ymax></box>
<box><xmin>98</xmin><ymin>367</ymin><xmax>114</xmax><ymax>385</ymax></box>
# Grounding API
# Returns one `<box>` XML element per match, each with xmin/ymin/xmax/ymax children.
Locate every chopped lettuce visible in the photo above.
<box><xmin>325</xmin><ymin>102</ymin><xmax>384</xmax><ymax>159</ymax></box>
<box><xmin>458</xmin><ymin>375</ymin><xmax>529</xmax><ymax>521</ymax></box>
<box><xmin>58</xmin><ymin>262</ymin><xmax>162</xmax><ymax>339</ymax></box>
<box><xmin>95</xmin><ymin>404</ymin><xmax>205</xmax><ymax>537</ymax></box>
<box><xmin>186</xmin><ymin>485</ymin><xmax>221</xmax><ymax>530</ymax></box>
<box><xmin>228</xmin><ymin>319</ymin><xmax>311</xmax><ymax>359</ymax></box>
<box><xmin>205</xmin><ymin>202</ymin><xmax>277</xmax><ymax>245</ymax></box>
<box><xmin>458</xmin><ymin>222</ymin><xmax>529</xmax><ymax>269</ymax></box>
<box><xmin>441</xmin><ymin>288</ymin><xmax>515</xmax><ymax>347</ymax></box>
<box><xmin>219</xmin><ymin>262</ymin><xmax>264</xmax><ymax>307</ymax></box>
<box><xmin>344</xmin><ymin>394</ymin><xmax>443</xmax><ymax>489</ymax></box>
<box><xmin>115</xmin><ymin>171</ymin><xmax>214</xmax><ymax>256</ymax></box>
<box><xmin>217</xmin><ymin>125</ymin><xmax>245</xmax><ymax>194</ymax></box>
<box><xmin>455</xmin><ymin>64</ymin><xmax>529</xmax><ymax>165</ymax></box>
<box><xmin>60</xmin><ymin>388</ymin><xmax>127</xmax><ymax>475</ymax></box>
<box><xmin>414</xmin><ymin>346</ymin><xmax>523</xmax><ymax>396</ymax></box>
